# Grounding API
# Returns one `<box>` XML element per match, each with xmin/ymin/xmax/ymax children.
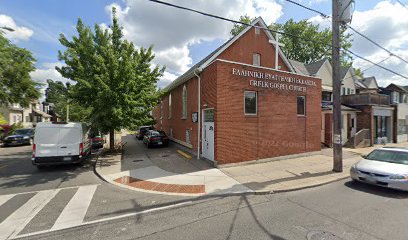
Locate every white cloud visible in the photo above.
<box><xmin>0</xmin><ymin>14</ymin><xmax>33</xmax><ymax>41</ymax></box>
<box><xmin>30</xmin><ymin>62</ymin><xmax>71</xmax><ymax>84</ymax></box>
<box><xmin>158</xmin><ymin>71</ymin><xmax>178</xmax><ymax>89</ymax></box>
<box><xmin>309</xmin><ymin>1</ymin><xmax>408</xmax><ymax>87</ymax></box>
<box><xmin>350</xmin><ymin>1</ymin><xmax>408</xmax><ymax>87</ymax></box>
<box><xmin>105</xmin><ymin>0</ymin><xmax>283</xmax><ymax>79</ymax></box>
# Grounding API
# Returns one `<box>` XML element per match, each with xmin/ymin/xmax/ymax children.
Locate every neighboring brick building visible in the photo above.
<box><xmin>152</xmin><ymin>17</ymin><xmax>322</xmax><ymax>165</ymax></box>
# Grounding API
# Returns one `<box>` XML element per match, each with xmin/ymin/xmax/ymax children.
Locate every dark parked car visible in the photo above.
<box><xmin>143</xmin><ymin>130</ymin><xmax>169</xmax><ymax>148</ymax></box>
<box><xmin>136</xmin><ymin>126</ymin><xmax>154</xmax><ymax>140</ymax></box>
<box><xmin>91</xmin><ymin>134</ymin><xmax>104</xmax><ymax>149</ymax></box>
<box><xmin>3</xmin><ymin>128</ymin><xmax>35</xmax><ymax>147</ymax></box>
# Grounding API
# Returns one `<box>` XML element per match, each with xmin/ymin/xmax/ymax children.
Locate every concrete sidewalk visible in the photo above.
<box><xmin>95</xmin><ymin>135</ymin><xmax>408</xmax><ymax>195</ymax></box>
<box><xmin>95</xmin><ymin>135</ymin><xmax>251</xmax><ymax>196</ymax></box>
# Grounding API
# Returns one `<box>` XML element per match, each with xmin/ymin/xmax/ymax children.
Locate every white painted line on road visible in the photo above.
<box><xmin>0</xmin><ymin>184</ymin><xmax>101</xmax><ymax>197</ymax></box>
<box><xmin>0</xmin><ymin>189</ymin><xmax>60</xmax><ymax>240</ymax></box>
<box><xmin>52</xmin><ymin>185</ymin><xmax>98</xmax><ymax>230</ymax></box>
<box><xmin>0</xmin><ymin>194</ymin><xmax>14</xmax><ymax>207</ymax></box>
<box><xmin>11</xmin><ymin>200</ymin><xmax>193</xmax><ymax>240</ymax></box>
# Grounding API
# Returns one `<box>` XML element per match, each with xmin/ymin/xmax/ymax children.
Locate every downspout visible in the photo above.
<box><xmin>194</xmin><ymin>68</ymin><xmax>201</xmax><ymax>160</ymax></box>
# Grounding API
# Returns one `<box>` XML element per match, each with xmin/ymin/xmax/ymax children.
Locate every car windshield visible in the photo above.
<box><xmin>366</xmin><ymin>149</ymin><xmax>408</xmax><ymax>165</ymax></box>
<box><xmin>14</xmin><ymin>129</ymin><xmax>33</xmax><ymax>135</ymax></box>
<box><xmin>149</xmin><ymin>131</ymin><xmax>161</xmax><ymax>137</ymax></box>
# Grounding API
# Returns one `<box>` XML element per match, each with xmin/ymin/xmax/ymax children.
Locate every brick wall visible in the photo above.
<box><xmin>214</xmin><ymin>61</ymin><xmax>321</xmax><ymax>164</ymax></box>
<box><xmin>218</xmin><ymin>27</ymin><xmax>290</xmax><ymax>72</ymax></box>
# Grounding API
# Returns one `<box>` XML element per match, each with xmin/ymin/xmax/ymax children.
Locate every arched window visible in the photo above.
<box><xmin>168</xmin><ymin>93</ymin><xmax>172</xmax><ymax>119</ymax></box>
<box><xmin>182</xmin><ymin>85</ymin><xmax>187</xmax><ymax>119</ymax></box>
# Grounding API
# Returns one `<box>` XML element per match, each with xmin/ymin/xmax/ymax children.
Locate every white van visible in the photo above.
<box><xmin>32</xmin><ymin>122</ymin><xmax>91</xmax><ymax>168</ymax></box>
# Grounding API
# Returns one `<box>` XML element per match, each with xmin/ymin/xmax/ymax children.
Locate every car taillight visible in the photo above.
<box><xmin>151</xmin><ymin>137</ymin><xmax>159</xmax><ymax>141</ymax></box>
<box><xmin>32</xmin><ymin>144</ymin><xmax>36</xmax><ymax>158</ymax></box>
<box><xmin>94</xmin><ymin>138</ymin><xmax>103</xmax><ymax>141</ymax></box>
<box><xmin>79</xmin><ymin>143</ymin><xmax>83</xmax><ymax>157</ymax></box>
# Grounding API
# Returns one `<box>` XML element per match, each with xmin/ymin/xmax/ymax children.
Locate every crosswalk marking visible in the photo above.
<box><xmin>51</xmin><ymin>185</ymin><xmax>98</xmax><ymax>230</ymax></box>
<box><xmin>0</xmin><ymin>194</ymin><xmax>15</xmax><ymax>207</ymax></box>
<box><xmin>0</xmin><ymin>189</ymin><xmax>60</xmax><ymax>240</ymax></box>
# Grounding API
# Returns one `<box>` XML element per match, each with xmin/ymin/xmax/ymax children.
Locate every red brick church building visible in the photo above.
<box><xmin>152</xmin><ymin>17</ymin><xmax>322</xmax><ymax>165</ymax></box>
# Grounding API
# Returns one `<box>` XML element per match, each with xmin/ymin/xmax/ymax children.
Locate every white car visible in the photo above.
<box><xmin>32</xmin><ymin>122</ymin><xmax>91</xmax><ymax>168</ymax></box>
<box><xmin>350</xmin><ymin>147</ymin><xmax>408</xmax><ymax>191</ymax></box>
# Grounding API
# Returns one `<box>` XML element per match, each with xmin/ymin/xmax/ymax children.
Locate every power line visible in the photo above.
<box><xmin>396</xmin><ymin>0</ymin><xmax>408</xmax><ymax>9</ymax></box>
<box><xmin>342</xmin><ymin>55</ymin><xmax>393</xmax><ymax>81</ymax></box>
<box><xmin>147</xmin><ymin>0</ymin><xmax>408</xmax><ymax>80</ymax></box>
<box><xmin>282</xmin><ymin>0</ymin><xmax>408</xmax><ymax>64</ymax></box>
<box><xmin>344</xmin><ymin>49</ymin><xmax>407</xmax><ymax>79</ymax></box>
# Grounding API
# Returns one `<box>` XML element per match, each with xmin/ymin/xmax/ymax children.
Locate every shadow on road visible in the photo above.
<box><xmin>344</xmin><ymin>180</ymin><xmax>408</xmax><ymax>199</ymax></box>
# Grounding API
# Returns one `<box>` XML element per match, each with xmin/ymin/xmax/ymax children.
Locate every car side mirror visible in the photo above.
<box><xmin>361</xmin><ymin>154</ymin><xmax>367</xmax><ymax>159</ymax></box>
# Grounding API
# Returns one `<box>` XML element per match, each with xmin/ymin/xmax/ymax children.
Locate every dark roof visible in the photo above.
<box><xmin>288</xmin><ymin>59</ymin><xmax>310</xmax><ymax>75</ymax></box>
<box><xmin>305</xmin><ymin>59</ymin><xmax>327</xmax><ymax>75</ymax></box>
<box><xmin>360</xmin><ymin>77</ymin><xmax>379</xmax><ymax>89</ymax></box>
<box><xmin>340</xmin><ymin>66</ymin><xmax>350</xmax><ymax>80</ymax></box>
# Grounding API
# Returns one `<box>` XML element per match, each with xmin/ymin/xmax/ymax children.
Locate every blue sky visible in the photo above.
<box><xmin>1</xmin><ymin>0</ymin><xmax>407</xmax><ymax>88</ymax></box>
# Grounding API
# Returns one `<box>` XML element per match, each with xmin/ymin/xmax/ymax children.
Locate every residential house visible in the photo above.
<box><xmin>290</xmin><ymin>59</ymin><xmax>359</xmax><ymax>147</ymax></box>
<box><xmin>0</xmin><ymin>101</ymin><xmax>51</xmax><ymax>128</ymax></box>
<box><xmin>381</xmin><ymin>84</ymin><xmax>408</xmax><ymax>143</ymax></box>
<box><xmin>342</xmin><ymin>76</ymin><xmax>394</xmax><ymax>145</ymax></box>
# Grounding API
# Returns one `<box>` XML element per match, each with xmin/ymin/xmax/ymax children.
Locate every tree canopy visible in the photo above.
<box><xmin>45</xmin><ymin>79</ymin><xmax>91</xmax><ymax>122</ymax></box>
<box><xmin>56</xmin><ymin>7</ymin><xmax>164</xmax><ymax>148</ymax></box>
<box><xmin>230</xmin><ymin>17</ymin><xmax>354</xmax><ymax>66</ymax></box>
<box><xmin>0</xmin><ymin>33</ymin><xmax>41</xmax><ymax>107</ymax></box>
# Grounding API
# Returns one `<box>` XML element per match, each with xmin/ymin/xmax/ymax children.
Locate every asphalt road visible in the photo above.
<box><xmin>2</xmin><ymin>145</ymin><xmax>408</xmax><ymax>240</ymax></box>
<box><xmin>0</xmin><ymin>144</ymin><xmax>188</xmax><ymax>240</ymax></box>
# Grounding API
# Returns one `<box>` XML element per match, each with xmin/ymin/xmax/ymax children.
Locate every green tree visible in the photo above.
<box><xmin>0</xmin><ymin>33</ymin><xmax>41</xmax><ymax>107</ymax></box>
<box><xmin>230</xmin><ymin>15</ymin><xmax>255</xmax><ymax>37</ymax></box>
<box><xmin>230</xmin><ymin>17</ymin><xmax>353</xmax><ymax>66</ymax></box>
<box><xmin>56</xmin><ymin>8</ymin><xmax>164</xmax><ymax>149</ymax></box>
<box><xmin>269</xmin><ymin>19</ymin><xmax>353</xmax><ymax>65</ymax></box>
<box><xmin>45</xmin><ymin>79</ymin><xmax>91</xmax><ymax>122</ymax></box>
<box><xmin>0</xmin><ymin>113</ymin><xmax>7</xmax><ymax>125</ymax></box>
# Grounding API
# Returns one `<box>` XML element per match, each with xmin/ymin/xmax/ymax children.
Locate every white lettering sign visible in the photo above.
<box><xmin>232</xmin><ymin>67</ymin><xmax>317</xmax><ymax>93</ymax></box>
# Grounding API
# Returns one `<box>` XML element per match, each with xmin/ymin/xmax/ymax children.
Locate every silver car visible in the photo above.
<box><xmin>350</xmin><ymin>147</ymin><xmax>408</xmax><ymax>191</ymax></box>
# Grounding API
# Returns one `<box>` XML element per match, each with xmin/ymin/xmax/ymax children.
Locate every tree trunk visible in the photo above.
<box><xmin>109</xmin><ymin>129</ymin><xmax>115</xmax><ymax>150</ymax></box>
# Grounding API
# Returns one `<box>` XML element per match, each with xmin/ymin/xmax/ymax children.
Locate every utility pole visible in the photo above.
<box><xmin>66</xmin><ymin>103</ymin><xmax>70</xmax><ymax>122</ymax></box>
<box><xmin>332</xmin><ymin>0</ymin><xmax>342</xmax><ymax>172</ymax></box>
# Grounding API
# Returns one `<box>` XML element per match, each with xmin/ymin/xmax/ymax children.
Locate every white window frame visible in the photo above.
<box><xmin>244</xmin><ymin>91</ymin><xmax>257</xmax><ymax>115</ymax></box>
<box><xmin>182</xmin><ymin>85</ymin><xmax>187</xmax><ymax>119</ymax></box>
<box><xmin>255</xmin><ymin>27</ymin><xmax>260</xmax><ymax>35</ymax></box>
<box><xmin>252</xmin><ymin>53</ymin><xmax>261</xmax><ymax>66</ymax></box>
<box><xmin>297</xmin><ymin>96</ymin><xmax>306</xmax><ymax>116</ymax></box>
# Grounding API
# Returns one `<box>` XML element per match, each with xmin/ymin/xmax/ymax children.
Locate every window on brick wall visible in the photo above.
<box><xmin>168</xmin><ymin>94</ymin><xmax>172</xmax><ymax>119</ymax></box>
<box><xmin>297</xmin><ymin>96</ymin><xmax>306</xmax><ymax>116</ymax></box>
<box><xmin>253</xmin><ymin>53</ymin><xmax>260</xmax><ymax>66</ymax></box>
<box><xmin>182</xmin><ymin>85</ymin><xmax>187</xmax><ymax>119</ymax></box>
<box><xmin>244</xmin><ymin>91</ymin><xmax>257</xmax><ymax>115</ymax></box>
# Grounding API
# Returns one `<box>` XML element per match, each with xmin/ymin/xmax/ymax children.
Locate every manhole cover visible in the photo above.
<box><xmin>132</xmin><ymin>159</ymin><xmax>143</xmax><ymax>162</ymax></box>
<box><xmin>307</xmin><ymin>231</ymin><xmax>342</xmax><ymax>240</ymax></box>
<box><xmin>161</xmin><ymin>154</ymin><xmax>169</xmax><ymax>157</ymax></box>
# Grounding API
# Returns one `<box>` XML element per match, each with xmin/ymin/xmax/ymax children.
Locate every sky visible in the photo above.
<box><xmin>1</xmin><ymin>0</ymin><xmax>407</xmax><ymax>93</ymax></box>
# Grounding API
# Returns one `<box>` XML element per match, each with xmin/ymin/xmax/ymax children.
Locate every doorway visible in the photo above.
<box><xmin>202</xmin><ymin>109</ymin><xmax>214</xmax><ymax>161</ymax></box>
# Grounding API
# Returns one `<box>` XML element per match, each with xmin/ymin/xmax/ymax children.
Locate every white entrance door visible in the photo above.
<box><xmin>202</xmin><ymin>109</ymin><xmax>214</xmax><ymax>161</ymax></box>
